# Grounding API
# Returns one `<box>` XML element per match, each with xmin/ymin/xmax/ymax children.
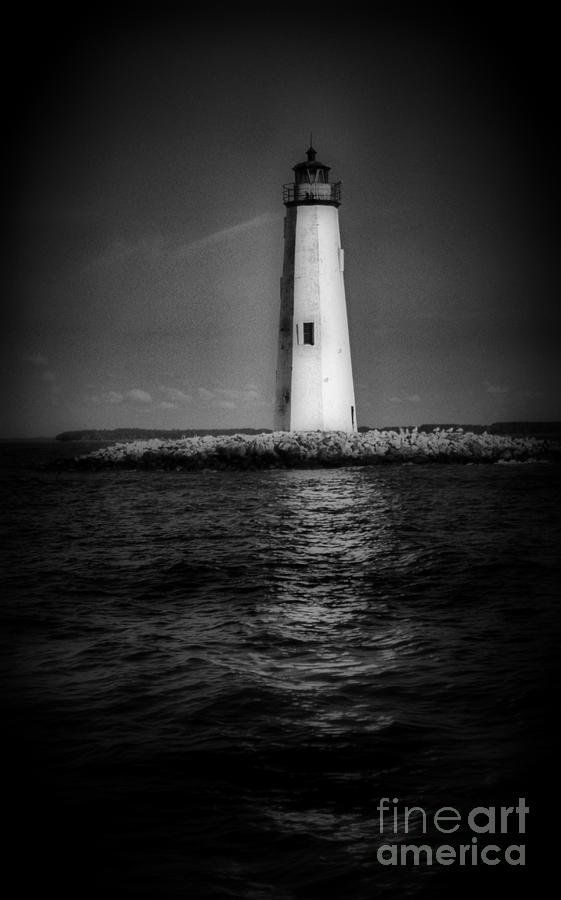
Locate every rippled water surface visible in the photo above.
<box><xmin>1</xmin><ymin>443</ymin><xmax>560</xmax><ymax>898</ymax></box>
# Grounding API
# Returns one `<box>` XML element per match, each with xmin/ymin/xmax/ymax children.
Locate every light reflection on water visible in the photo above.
<box><xmin>244</xmin><ymin>470</ymin><xmax>414</xmax><ymax>710</ymax></box>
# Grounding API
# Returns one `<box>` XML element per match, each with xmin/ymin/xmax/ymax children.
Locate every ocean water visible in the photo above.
<box><xmin>1</xmin><ymin>442</ymin><xmax>560</xmax><ymax>898</ymax></box>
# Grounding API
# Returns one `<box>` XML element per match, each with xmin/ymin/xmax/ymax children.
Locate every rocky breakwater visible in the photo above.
<box><xmin>46</xmin><ymin>428</ymin><xmax>560</xmax><ymax>471</ymax></box>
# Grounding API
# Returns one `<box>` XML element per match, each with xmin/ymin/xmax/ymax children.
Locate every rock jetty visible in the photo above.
<box><xmin>47</xmin><ymin>428</ymin><xmax>560</xmax><ymax>471</ymax></box>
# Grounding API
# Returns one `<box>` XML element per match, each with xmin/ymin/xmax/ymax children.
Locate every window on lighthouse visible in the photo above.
<box><xmin>303</xmin><ymin>322</ymin><xmax>315</xmax><ymax>345</ymax></box>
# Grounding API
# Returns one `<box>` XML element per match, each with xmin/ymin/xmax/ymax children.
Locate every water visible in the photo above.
<box><xmin>1</xmin><ymin>442</ymin><xmax>560</xmax><ymax>898</ymax></box>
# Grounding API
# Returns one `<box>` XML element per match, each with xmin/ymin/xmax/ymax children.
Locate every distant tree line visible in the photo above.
<box><xmin>55</xmin><ymin>427</ymin><xmax>273</xmax><ymax>442</ymax></box>
<box><xmin>56</xmin><ymin>423</ymin><xmax>561</xmax><ymax>442</ymax></box>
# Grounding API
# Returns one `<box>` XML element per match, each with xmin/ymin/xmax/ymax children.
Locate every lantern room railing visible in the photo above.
<box><xmin>283</xmin><ymin>182</ymin><xmax>341</xmax><ymax>206</ymax></box>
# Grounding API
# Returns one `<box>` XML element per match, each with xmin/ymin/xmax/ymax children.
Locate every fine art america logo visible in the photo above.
<box><xmin>376</xmin><ymin>798</ymin><xmax>528</xmax><ymax>867</ymax></box>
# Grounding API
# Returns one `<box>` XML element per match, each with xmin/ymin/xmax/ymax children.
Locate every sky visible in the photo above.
<box><xmin>3</xmin><ymin>5</ymin><xmax>559</xmax><ymax>437</ymax></box>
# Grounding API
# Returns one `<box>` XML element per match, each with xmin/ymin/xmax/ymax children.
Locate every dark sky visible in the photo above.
<box><xmin>3</xmin><ymin>6</ymin><xmax>559</xmax><ymax>436</ymax></box>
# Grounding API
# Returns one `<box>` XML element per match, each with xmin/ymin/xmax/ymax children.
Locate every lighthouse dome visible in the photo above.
<box><xmin>293</xmin><ymin>144</ymin><xmax>331</xmax><ymax>184</ymax></box>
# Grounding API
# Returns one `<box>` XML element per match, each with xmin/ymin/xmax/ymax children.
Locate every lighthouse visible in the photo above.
<box><xmin>274</xmin><ymin>144</ymin><xmax>357</xmax><ymax>432</ymax></box>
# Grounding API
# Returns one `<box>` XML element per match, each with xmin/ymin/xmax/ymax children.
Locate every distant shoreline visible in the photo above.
<box><xmin>54</xmin><ymin>422</ymin><xmax>561</xmax><ymax>443</ymax></box>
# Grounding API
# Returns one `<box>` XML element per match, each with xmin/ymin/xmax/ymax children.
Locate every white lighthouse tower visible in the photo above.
<box><xmin>275</xmin><ymin>144</ymin><xmax>357</xmax><ymax>432</ymax></box>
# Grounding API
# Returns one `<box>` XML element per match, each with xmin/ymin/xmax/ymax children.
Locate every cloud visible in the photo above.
<box><xmin>160</xmin><ymin>386</ymin><xmax>193</xmax><ymax>403</ymax></box>
<box><xmin>484</xmin><ymin>382</ymin><xmax>509</xmax><ymax>394</ymax></box>
<box><xmin>170</xmin><ymin>213</ymin><xmax>279</xmax><ymax>261</ymax></box>
<box><xmin>85</xmin><ymin>389</ymin><xmax>156</xmax><ymax>405</ymax></box>
<box><xmin>197</xmin><ymin>385</ymin><xmax>266</xmax><ymax>409</ymax></box>
<box><xmin>128</xmin><ymin>389</ymin><xmax>153</xmax><ymax>403</ymax></box>
<box><xmin>105</xmin><ymin>391</ymin><xmax>124</xmax><ymax>404</ymax></box>
<box><xmin>216</xmin><ymin>387</ymin><xmax>260</xmax><ymax>403</ymax></box>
